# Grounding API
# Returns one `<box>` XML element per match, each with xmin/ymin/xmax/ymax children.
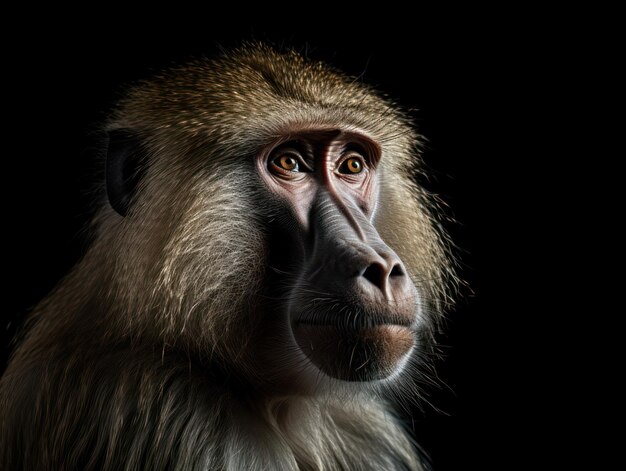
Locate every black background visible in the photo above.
<box><xmin>2</xmin><ymin>14</ymin><xmax>606</xmax><ymax>471</ymax></box>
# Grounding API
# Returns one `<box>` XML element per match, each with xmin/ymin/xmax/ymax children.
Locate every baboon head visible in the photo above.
<box><xmin>102</xmin><ymin>44</ymin><xmax>453</xmax><ymax>393</ymax></box>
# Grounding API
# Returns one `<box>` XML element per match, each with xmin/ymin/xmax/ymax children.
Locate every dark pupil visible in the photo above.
<box><xmin>284</xmin><ymin>157</ymin><xmax>295</xmax><ymax>168</ymax></box>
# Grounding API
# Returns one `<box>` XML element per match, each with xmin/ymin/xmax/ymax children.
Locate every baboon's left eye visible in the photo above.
<box><xmin>338</xmin><ymin>156</ymin><xmax>365</xmax><ymax>174</ymax></box>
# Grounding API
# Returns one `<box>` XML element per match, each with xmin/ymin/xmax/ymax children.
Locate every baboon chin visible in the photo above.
<box><xmin>1</xmin><ymin>44</ymin><xmax>454</xmax><ymax>470</ymax></box>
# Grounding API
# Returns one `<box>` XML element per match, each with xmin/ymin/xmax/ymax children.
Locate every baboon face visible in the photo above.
<box><xmin>106</xmin><ymin>45</ymin><xmax>448</xmax><ymax>390</ymax></box>
<box><xmin>257</xmin><ymin>130</ymin><xmax>419</xmax><ymax>382</ymax></box>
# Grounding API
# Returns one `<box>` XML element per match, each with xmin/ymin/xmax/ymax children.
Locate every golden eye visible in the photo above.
<box><xmin>273</xmin><ymin>154</ymin><xmax>300</xmax><ymax>172</ymax></box>
<box><xmin>339</xmin><ymin>157</ymin><xmax>364</xmax><ymax>174</ymax></box>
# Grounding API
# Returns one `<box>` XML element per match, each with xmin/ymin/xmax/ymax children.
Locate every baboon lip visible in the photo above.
<box><xmin>291</xmin><ymin>323</ymin><xmax>415</xmax><ymax>381</ymax></box>
<box><xmin>295</xmin><ymin>320</ymin><xmax>412</xmax><ymax>331</ymax></box>
<box><xmin>293</xmin><ymin>315</ymin><xmax>413</xmax><ymax>330</ymax></box>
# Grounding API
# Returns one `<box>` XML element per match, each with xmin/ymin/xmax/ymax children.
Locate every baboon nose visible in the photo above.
<box><xmin>359</xmin><ymin>255</ymin><xmax>407</xmax><ymax>300</ymax></box>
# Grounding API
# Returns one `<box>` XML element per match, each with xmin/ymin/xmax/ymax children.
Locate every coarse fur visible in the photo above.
<box><xmin>0</xmin><ymin>44</ymin><xmax>456</xmax><ymax>470</ymax></box>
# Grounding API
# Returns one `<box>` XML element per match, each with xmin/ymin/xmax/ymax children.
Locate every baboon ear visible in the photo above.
<box><xmin>106</xmin><ymin>129</ymin><xmax>148</xmax><ymax>216</ymax></box>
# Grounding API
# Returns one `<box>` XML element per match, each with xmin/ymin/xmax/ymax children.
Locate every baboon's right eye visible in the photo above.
<box><xmin>269</xmin><ymin>150</ymin><xmax>305</xmax><ymax>175</ymax></box>
<box><xmin>275</xmin><ymin>154</ymin><xmax>299</xmax><ymax>171</ymax></box>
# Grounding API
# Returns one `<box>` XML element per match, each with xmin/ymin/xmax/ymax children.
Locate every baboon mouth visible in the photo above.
<box><xmin>296</xmin><ymin>320</ymin><xmax>411</xmax><ymax>329</ymax></box>
<box><xmin>291</xmin><ymin>323</ymin><xmax>414</xmax><ymax>381</ymax></box>
<box><xmin>293</xmin><ymin>310</ymin><xmax>414</xmax><ymax>330</ymax></box>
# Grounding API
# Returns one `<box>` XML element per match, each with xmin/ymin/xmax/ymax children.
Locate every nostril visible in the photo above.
<box><xmin>360</xmin><ymin>261</ymin><xmax>405</xmax><ymax>294</ymax></box>
<box><xmin>362</xmin><ymin>263</ymin><xmax>384</xmax><ymax>288</ymax></box>
<box><xmin>389</xmin><ymin>264</ymin><xmax>404</xmax><ymax>277</ymax></box>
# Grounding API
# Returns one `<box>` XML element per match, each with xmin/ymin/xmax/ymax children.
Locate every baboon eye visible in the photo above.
<box><xmin>338</xmin><ymin>156</ymin><xmax>365</xmax><ymax>174</ymax></box>
<box><xmin>271</xmin><ymin>153</ymin><xmax>301</xmax><ymax>172</ymax></box>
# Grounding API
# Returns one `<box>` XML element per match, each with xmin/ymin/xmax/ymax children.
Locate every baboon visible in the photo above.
<box><xmin>0</xmin><ymin>44</ymin><xmax>455</xmax><ymax>470</ymax></box>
